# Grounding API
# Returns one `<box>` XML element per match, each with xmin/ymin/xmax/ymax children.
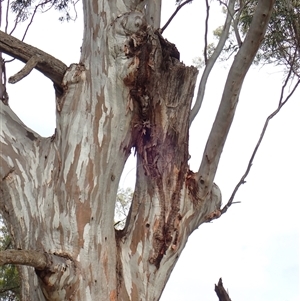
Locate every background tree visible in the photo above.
<box><xmin>0</xmin><ymin>1</ymin><xmax>298</xmax><ymax>301</ymax></box>
<box><xmin>114</xmin><ymin>188</ymin><xmax>133</xmax><ymax>230</ymax></box>
<box><xmin>0</xmin><ymin>218</ymin><xmax>20</xmax><ymax>301</ymax></box>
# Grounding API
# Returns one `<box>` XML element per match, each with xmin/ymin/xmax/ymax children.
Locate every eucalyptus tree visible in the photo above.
<box><xmin>0</xmin><ymin>0</ymin><xmax>289</xmax><ymax>300</ymax></box>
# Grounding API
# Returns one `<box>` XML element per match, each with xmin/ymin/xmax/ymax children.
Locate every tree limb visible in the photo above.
<box><xmin>0</xmin><ymin>53</ymin><xmax>9</xmax><ymax>104</ymax></box>
<box><xmin>0</xmin><ymin>250</ymin><xmax>49</xmax><ymax>270</ymax></box>
<box><xmin>215</xmin><ymin>278</ymin><xmax>232</xmax><ymax>301</ymax></box>
<box><xmin>8</xmin><ymin>54</ymin><xmax>43</xmax><ymax>84</ymax></box>
<box><xmin>0</xmin><ymin>249</ymin><xmax>78</xmax><ymax>299</ymax></box>
<box><xmin>221</xmin><ymin>68</ymin><xmax>300</xmax><ymax>215</ymax></box>
<box><xmin>161</xmin><ymin>0</ymin><xmax>193</xmax><ymax>34</ymax></box>
<box><xmin>197</xmin><ymin>0</ymin><xmax>275</xmax><ymax>194</ymax></box>
<box><xmin>189</xmin><ymin>0</ymin><xmax>235</xmax><ymax>125</ymax></box>
<box><xmin>204</xmin><ymin>0</ymin><xmax>210</xmax><ymax>64</ymax></box>
<box><xmin>0</xmin><ymin>30</ymin><xmax>67</xmax><ymax>88</ymax></box>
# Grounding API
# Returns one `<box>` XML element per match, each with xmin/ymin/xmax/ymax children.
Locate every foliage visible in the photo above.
<box><xmin>239</xmin><ymin>0</ymin><xmax>300</xmax><ymax>72</ymax></box>
<box><xmin>9</xmin><ymin>0</ymin><xmax>78</xmax><ymax>23</ymax></box>
<box><xmin>240</xmin><ymin>0</ymin><xmax>300</xmax><ymax>69</ymax></box>
<box><xmin>0</xmin><ymin>220</ymin><xmax>20</xmax><ymax>301</ymax></box>
<box><xmin>197</xmin><ymin>1</ymin><xmax>300</xmax><ymax>74</ymax></box>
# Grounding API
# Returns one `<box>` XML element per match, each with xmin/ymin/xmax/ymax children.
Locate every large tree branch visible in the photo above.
<box><xmin>0</xmin><ymin>249</ymin><xmax>78</xmax><ymax>300</ymax></box>
<box><xmin>221</xmin><ymin>68</ymin><xmax>300</xmax><ymax>216</ymax></box>
<box><xmin>0</xmin><ymin>249</ymin><xmax>48</xmax><ymax>269</ymax></box>
<box><xmin>0</xmin><ymin>30</ymin><xmax>67</xmax><ymax>88</ymax></box>
<box><xmin>197</xmin><ymin>0</ymin><xmax>275</xmax><ymax>194</ymax></box>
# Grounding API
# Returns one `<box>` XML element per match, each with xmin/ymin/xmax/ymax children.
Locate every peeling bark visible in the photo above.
<box><xmin>0</xmin><ymin>0</ymin><xmax>275</xmax><ymax>300</ymax></box>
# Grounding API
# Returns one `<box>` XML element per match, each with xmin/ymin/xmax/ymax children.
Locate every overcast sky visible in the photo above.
<box><xmin>2</xmin><ymin>1</ymin><xmax>299</xmax><ymax>301</ymax></box>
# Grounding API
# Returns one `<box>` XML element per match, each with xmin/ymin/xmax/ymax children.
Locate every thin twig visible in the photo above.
<box><xmin>233</xmin><ymin>9</ymin><xmax>243</xmax><ymax>47</ymax></box>
<box><xmin>204</xmin><ymin>0</ymin><xmax>210</xmax><ymax>64</ymax></box>
<box><xmin>21</xmin><ymin>0</ymin><xmax>52</xmax><ymax>41</ymax></box>
<box><xmin>8</xmin><ymin>8</ymin><xmax>23</xmax><ymax>36</ymax></box>
<box><xmin>160</xmin><ymin>0</ymin><xmax>193</xmax><ymax>34</ymax></box>
<box><xmin>72</xmin><ymin>0</ymin><xmax>79</xmax><ymax>21</ymax></box>
<box><xmin>221</xmin><ymin>68</ymin><xmax>300</xmax><ymax>215</ymax></box>
<box><xmin>0</xmin><ymin>7</ymin><xmax>1</xmax><ymax>30</ymax></box>
<box><xmin>5</xmin><ymin>0</ymin><xmax>10</xmax><ymax>33</ymax></box>
<box><xmin>189</xmin><ymin>0</ymin><xmax>236</xmax><ymax>125</ymax></box>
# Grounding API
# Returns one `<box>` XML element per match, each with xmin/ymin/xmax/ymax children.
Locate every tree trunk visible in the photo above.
<box><xmin>0</xmin><ymin>0</ymin><xmax>274</xmax><ymax>300</ymax></box>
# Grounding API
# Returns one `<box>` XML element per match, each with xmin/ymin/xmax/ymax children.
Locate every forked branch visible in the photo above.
<box><xmin>0</xmin><ymin>30</ymin><xmax>67</xmax><ymax>88</ymax></box>
<box><xmin>0</xmin><ymin>249</ymin><xmax>78</xmax><ymax>295</ymax></box>
<box><xmin>9</xmin><ymin>54</ymin><xmax>44</xmax><ymax>84</ymax></box>
<box><xmin>204</xmin><ymin>0</ymin><xmax>210</xmax><ymax>64</ymax></box>
<box><xmin>221</xmin><ymin>71</ymin><xmax>300</xmax><ymax>215</ymax></box>
<box><xmin>161</xmin><ymin>0</ymin><xmax>193</xmax><ymax>33</ymax></box>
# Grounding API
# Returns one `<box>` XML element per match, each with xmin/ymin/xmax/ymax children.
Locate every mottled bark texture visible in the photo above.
<box><xmin>0</xmin><ymin>0</ymin><xmax>274</xmax><ymax>300</ymax></box>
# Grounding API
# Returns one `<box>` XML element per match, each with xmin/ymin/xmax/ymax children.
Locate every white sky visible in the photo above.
<box><xmin>2</xmin><ymin>1</ymin><xmax>299</xmax><ymax>301</ymax></box>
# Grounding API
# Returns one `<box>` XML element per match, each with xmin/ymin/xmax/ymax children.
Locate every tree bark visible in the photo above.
<box><xmin>215</xmin><ymin>278</ymin><xmax>232</xmax><ymax>301</ymax></box>
<box><xmin>0</xmin><ymin>0</ymin><xmax>275</xmax><ymax>300</ymax></box>
<box><xmin>0</xmin><ymin>30</ymin><xmax>67</xmax><ymax>88</ymax></box>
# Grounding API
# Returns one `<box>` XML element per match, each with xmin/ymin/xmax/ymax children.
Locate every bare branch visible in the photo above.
<box><xmin>232</xmin><ymin>7</ymin><xmax>243</xmax><ymax>47</ymax></box>
<box><xmin>21</xmin><ymin>1</ymin><xmax>53</xmax><ymax>42</ymax></box>
<box><xmin>204</xmin><ymin>0</ymin><xmax>210</xmax><ymax>64</ymax></box>
<box><xmin>0</xmin><ymin>30</ymin><xmax>67</xmax><ymax>88</ymax></box>
<box><xmin>221</xmin><ymin>71</ymin><xmax>300</xmax><ymax>215</ymax></box>
<box><xmin>0</xmin><ymin>53</ymin><xmax>9</xmax><ymax>104</ymax></box>
<box><xmin>8</xmin><ymin>8</ymin><xmax>23</xmax><ymax>36</ymax></box>
<box><xmin>8</xmin><ymin>54</ymin><xmax>43</xmax><ymax>84</ymax></box>
<box><xmin>190</xmin><ymin>0</ymin><xmax>236</xmax><ymax>125</ymax></box>
<box><xmin>5</xmin><ymin>0</ymin><xmax>10</xmax><ymax>33</ymax></box>
<box><xmin>0</xmin><ymin>249</ymin><xmax>48</xmax><ymax>270</ymax></box>
<box><xmin>215</xmin><ymin>278</ymin><xmax>232</xmax><ymax>301</ymax></box>
<box><xmin>197</xmin><ymin>0</ymin><xmax>275</xmax><ymax>195</ymax></box>
<box><xmin>161</xmin><ymin>0</ymin><xmax>193</xmax><ymax>34</ymax></box>
<box><xmin>222</xmin><ymin>0</ymin><xmax>243</xmax><ymax>47</ymax></box>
